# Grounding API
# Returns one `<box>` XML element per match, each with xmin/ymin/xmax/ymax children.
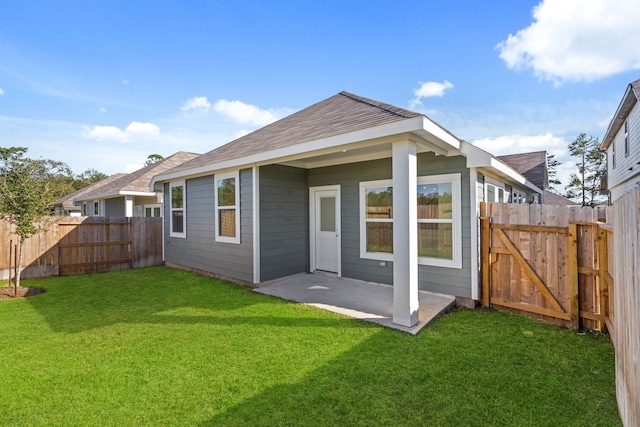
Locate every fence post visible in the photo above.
<box><xmin>481</xmin><ymin>216</ymin><xmax>490</xmax><ymax>307</ymax></box>
<box><xmin>598</xmin><ymin>225</ymin><xmax>609</xmax><ymax>333</ymax></box>
<box><xmin>568</xmin><ymin>223</ymin><xmax>580</xmax><ymax>330</ymax></box>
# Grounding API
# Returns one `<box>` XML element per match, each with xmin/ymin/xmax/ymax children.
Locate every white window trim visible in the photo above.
<box><xmin>359</xmin><ymin>179</ymin><xmax>394</xmax><ymax>262</ymax></box>
<box><xmin>417</xmin><ymin>173</ymin><xmax>462</xmax><ymax>269</ymax></box>
<box><xmin>358</xmin><ymin>173</ymin><xmax>462</xmax><ymax>269</ymax></box>
<box><xmin>484</xmin><ymin>178</ymin><xmax>509</xmax><ymax>203</ymax></box>
<box><xmin>215</xmin><ymin>171</ymin><xmax>240</xmax><ymax>244</ymax></box>
<box><xmin>169</xmin><ymin>181</ymin><xmax>186</xmax><ymax>238</ymax></box>
<box><xmin>143</xmin><ymin>204</ymin><xmax>162</xmax><ymax>217</ymax></box>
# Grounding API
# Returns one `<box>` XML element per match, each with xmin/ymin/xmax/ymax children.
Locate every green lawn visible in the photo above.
<box><xmin>0</xmin><ymin>266</ymin><xmax>619</xmax><ymax>426</ymax></box>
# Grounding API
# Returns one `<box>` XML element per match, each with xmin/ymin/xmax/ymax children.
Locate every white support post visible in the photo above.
<box><xmin>392</xmin><ymin>140</ymin><xmax>419</xmax><ymax>327</ymax></box>
<box><xmin>125</xmin><ymin>195</ymin><xmax>134</xmax><ymax>217</ymax></box>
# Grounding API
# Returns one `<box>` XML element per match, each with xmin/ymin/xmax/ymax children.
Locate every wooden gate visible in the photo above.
<box><xmin>480</xmin><ymin>203</ymin><xmax>609</xmax><ymax>331</ymax></box>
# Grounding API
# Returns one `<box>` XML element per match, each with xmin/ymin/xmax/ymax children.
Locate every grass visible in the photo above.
<box><xmin>0</xmin><ymin>266</ymin><xmax>620</xmax><ymax>426</ymax></box>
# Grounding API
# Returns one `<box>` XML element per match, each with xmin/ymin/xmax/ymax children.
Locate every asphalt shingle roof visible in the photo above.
<box><xmin>162</xmin><ymin>91</ymin><xmax>424</xmax><ymax>176</ymax></box>
<box><xmin>498</xmin><ymin>151</ymin><xmax>547</xmax><ymax>190</ymax></box>
<box><xmin>75</xmin><ymin>151</ymin><xmax>198</xmax><ymax>201</ymax></box>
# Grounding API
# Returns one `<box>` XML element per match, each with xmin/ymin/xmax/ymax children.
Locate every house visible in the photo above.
<box><xmin>150</xmin><ymin>91</ymin><xmax>542</xmax><ymax>327</ymax></box>
<box><xmin>55</xmin><ymin>173</ymin><xmax>128</xmax><ymax>216</ymax></box>
<box><xmin>543</xmin><ymin>190</ymin><xmax>579</xmax><ymax>207</ymax></box>
<box><xmin>497</xmin><ymin>151</ymin><xmax>547</xmax><ymax>203</ymax></box>
<box><xmin>601</xmin><ymin>78</ymin><xmax>640</xmax><ymax>202</ymax></box>
<box><xmin>74</xmin><ymin>151</ymin><xmax>198</xmax><ymax>217</ymax></box>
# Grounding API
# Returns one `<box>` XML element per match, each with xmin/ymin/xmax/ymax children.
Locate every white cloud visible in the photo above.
<box><xmin>83</xmin><ymin>125</ymin><xmax>129</xmax><ymax>142</ymax></box>
<box><xmin>121</xmin><ymin>78</ymin><xmax>130</xmax><ymax>85</ymax></box>
<box><xmin>125</xmin><ymin>121</ymin><xmax>160</xmax><ymax>136</ymax></box>
<box><xmin>0</xmin><ymin>88</ymin><xmax>4</xmax><ymax>96</ymax></box>
<box><xmin>410</xmin><ymin>80</ymin><xmax>453</xmax><ymax>108</ymax></box>
<box><xmin>497</xmin><ymin>0</ymin><xmax>640</xmax><ymax>84</ymax></box>
<box><xmin>234</xmin><ymin>129</ymin><xmax>251</xmax><ymax>139</ymax></box>
<box><xmin>180</xmin><ymin>96</ymin><xmax>211</xmax><ymax>113</ymax></box>
<box><xmin>99</xmin><ymin>107</ymin><xmax>107</xmax><ymax>113</ymax></box>
<box><xmin>83</xmin><ymin>121</ymin><xmax>160</xmax><ymax>142</ymax></box>
<box><xmin>214</xmin><ymin>99</ymin><xmax>285</xmax><ymax>126</ymax></box>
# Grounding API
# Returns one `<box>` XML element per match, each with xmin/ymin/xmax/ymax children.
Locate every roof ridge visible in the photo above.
<box><xmin>339</xmin><ymin>91</ymin><xmax>416</xmax><ymax>119</ymax></box>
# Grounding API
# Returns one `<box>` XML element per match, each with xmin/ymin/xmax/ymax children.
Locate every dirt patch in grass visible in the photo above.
<box><xmin>0</xmin><ymin>286</ymin><xmax>46</xmax><ymax>300</ymax></box>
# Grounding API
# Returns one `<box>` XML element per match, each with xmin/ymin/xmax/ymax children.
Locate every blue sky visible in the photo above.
<box><xmin>1</xmin><ymin>0</ymin><xmax>640</xmax><ymax>191</ymax></box>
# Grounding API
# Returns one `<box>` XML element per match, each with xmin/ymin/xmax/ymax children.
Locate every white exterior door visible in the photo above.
<box><xmin>311</xmin><ymin>187</ymin><xmax>340</xmax><ymax>274</ymax></box>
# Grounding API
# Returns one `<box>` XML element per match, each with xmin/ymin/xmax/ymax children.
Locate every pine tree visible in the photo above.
<box><xmin>564</xmin><ymin>134</ymin><xmax>606</xmax><ymax>207</ymax></box>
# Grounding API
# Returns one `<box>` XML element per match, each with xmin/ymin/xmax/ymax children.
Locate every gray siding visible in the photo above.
<box><xmin>259</xmin><ymin>165</ymin><xmax>309</xmax><ymax>281</ymax></box>
<box><xmin>608</xmin><ymin>101</ymin><xmax>640</xmax><ymax>200</ymax></box>
<box><xmin>309</xmin><ymin>153</ymin><xmax>473</xmax><ymax>298</ymax></box>
<box><xmin>163</xmin><ymin>169</ymin><xmax>254</xmax><ymax>282</ymax></box>
<box><xmin>105</xmin><ymin>197</ymin><xmax>124</xmax><ymax>216</ymax></box>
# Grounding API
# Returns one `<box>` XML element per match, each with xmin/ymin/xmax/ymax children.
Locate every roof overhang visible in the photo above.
<box><xmin>150</xmin><ymin>116</ymin><xmax>462</xmax><ymax>190</ymax></box>
<box><xmin>602</xmin><ymin>83</ymin><xmax>639</xmax><ymax>150</ymax></box>
<box><xmin>74</xmin><ymin>190</ymin><xmax>157</xmax><ymax>202</ymax></box>
<box><xmin>461</xmin><ymin>142</ymin><xmax>543</xmax><ymax>194</ymax></box>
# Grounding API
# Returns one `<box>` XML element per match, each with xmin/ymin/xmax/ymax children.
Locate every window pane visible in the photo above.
<box><xmin>172</xmin><ymin>211</ymin><xmax>184</xmax><ymax>233</ymax></box>
<box><xmin>366</xmin><ymin>222</ymin><xmax>393</xmax><ymax>253</ymax></box>
<box><xmin>487</xmin><ymin>185</ymin><xmax>495</xmax><ymax>203</ymax></box>
<box><xmin>217</xmin><ymin>178</ymin><xmax>236</xmax><ymax>206</ymax></box>
<box><xmin>365</xmin><ymin>187</ymin><xmax>393</xmax><ymax>219</ymax></box>
<box><xmin>418</xmin><ymin>223</ymin><xmax>453</xmax><ymax>259</ymax></box>
<box><xmin>417</xmin><ymin>182</ymin><xmax>452</xmax><ymax>219</ymax></box>
<box><xmin>171</xmin><ymin>185</ymin><xmax>183</xmax><ymax>209</ymax></box>
<box><xmin>154</xmin><ymin>207</ymin><xmax>161</xmax><ymax>217</ymax></box>
<box><xmin>94</xmin><ymin>203</ymin><xmax>99</xmax><ymax>215</ymax></box>
<box><xmin>320</xmin><ymin>197</ymin><xmax>335</xmax><ymax>232</ymax></box>
<box><xmin>145</xmin><ymin>207</ymin><xmax>152</xmax><ymax>217</ymax></box>
<box><xmin>498</xmin><ymin>188</ymin><xmax>505</xmax><ymax>203</ymax></box>
<box><xmin>219</xmin><ymin>209</ymin><xmax>236</xmax><ymax>237</ymax></box>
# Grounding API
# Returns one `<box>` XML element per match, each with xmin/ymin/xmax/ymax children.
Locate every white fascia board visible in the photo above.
<box><xmin>75</xmin><ymin>190</ymin><xmax>156</xmax><ymax>202</ymax></box>
<box><xmin>601</xmin><ymin>84</ymin><xmax>637</xmax><ymax>150</ymax></box>
<box><xmin>417</xmin><ymin>116</ymin><xmax>461</xmax><ymax>151</ymax></box>
<box><xmin>150</xmin><ymin>116</ymin><xmax>462</xmax><ymax>186</ymax></box>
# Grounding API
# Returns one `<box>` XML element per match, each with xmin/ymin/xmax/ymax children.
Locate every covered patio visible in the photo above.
<box><xmin>254</xmin><ymin>274</ymin><xmax>457</xmax><ymax>335</ymax></box>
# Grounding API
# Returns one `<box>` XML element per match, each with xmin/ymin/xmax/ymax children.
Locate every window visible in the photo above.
<box><xmin>144</xmin><ymin>205</ymin><xmax>162</xmax><ymax>217</ymax></box>
<box><xmin>359</xmin><ymin>173</ymin><xmax>462</xmax><ymax>268</ymax></box>
<box><xmin>485</xmin><ymin>182</ymin><xmax>508</xmax><ymax>203</ymax></box>
<box><xmin>417</xmin><ymin>174</ymin><xmax>461</xmax><ymax>268</ymax></box>
<box><xmin>360</xmin><ymin>179</ymin><xmax>394</xmax><ymax>261</ymax></box>
<box><xmin>612</xmin><ymin>140</ymin><xmax>616</xmax><ymax>169</ymax></box>
<box><xmin>215</xmin><ymin>172</ymin><xmax>240</xmax><ymax>244</ymax></box>
<box><xmin>624</xmin><ymin>120</ymin><xmax>629</xmax><ymax>157</ymax></box>
<box><xmin>170</xmin><ymin>181</ymin><xmax>186</xmax><ymax>238</ymax></box>
<box><xmin>512</xmin><ymin>191</ymin><xmax>526</xmax><ymax>204</ymax></box>
<box><xmin>82</xmin><ymin>203</ymin><xmax>87</xmax><ymax>216</ymax></box>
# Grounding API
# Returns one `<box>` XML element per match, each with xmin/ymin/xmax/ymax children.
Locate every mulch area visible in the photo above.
<box><xmin>0</xmin><ymin>286</ymin><xmax>46</xmax><ymax>300</ymax></box>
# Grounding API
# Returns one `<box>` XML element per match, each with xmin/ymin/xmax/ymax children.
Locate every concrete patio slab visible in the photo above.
<box><xmin>254</xmin><ymin>273</ymin><xmax>456</xmax><ymax>335</ymax></box>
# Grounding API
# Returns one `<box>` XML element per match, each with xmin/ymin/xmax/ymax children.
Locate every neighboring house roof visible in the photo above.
<box><xmin>75</xmin><ymin>151</ymin><xmax>199</xmax><ymax>202</ymax></box>
<box><xmin>602</xmin><ymin>78</ymin><xmax>640</xmax><ymax>150</ymax></box>
<box><xmin>543</xmin><ymin>190</ymin><xmax>579</xmax><ymax>206</ymax></box>
<box><xmin>57</xmin><ymin>173</ymin><xmax>128</xmax><ymax>210</ymax></box>
<box><xmin>151</xmin><ymin>91</ymin><xmax>543</xmax><ymax>195</ymax></box>
<box><xmin>497</xmin><ymin>151</ymin><xmax>548</xmax><ymax>190</ymax></box>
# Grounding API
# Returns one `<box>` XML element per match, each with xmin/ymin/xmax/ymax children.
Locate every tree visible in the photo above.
<box><xmin>144</xmin><ymin>154</ymin><xmax>164</xmax><ymax>167</ymax></box>
<box><xmin>564</xmin><ymin>133</ymin><xmax>606</xmax><ymax>207</ymax></box>
<box><xmin>0</xmin><ymin>147</ymin><xmax>73</xmax><ymax>289</ymax></box>
<box><xmin>546</xmin><ymin>153</ymin><xmax>561</xmax><ymax>191</ymax></box>
<box><xmin>72</xmin><ymin>168</ymin><xmax>108</xmax><ymax>191</ymax></box>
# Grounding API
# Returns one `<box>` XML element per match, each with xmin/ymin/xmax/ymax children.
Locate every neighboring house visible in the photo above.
<box><xmin>543</xmin><ymin>190</ymin><xmax>580</xmax><ymax>207</ymax></box>
<box><xmin>74</xmin><ymin>151</ymin><xmax>199</xmax><ymax>217</ymax></box>
<box><xmin>150</xmin><ymin>91</ymin><xmax>542</xmax><ymax>327</ymax></box>
<box><xmin>497</xmin><ymin>151</ymin><xmax>547</xmax><ymax>203</ymax></box>
<box><xmin>55</xmin><ymin>173</ymin><xmax>128</xmax><ymax>216</ymax></box>
<box><xmin>601</xmin><ymin>78</ymin><xmax>640</xmax><ymax>202</ymax></box>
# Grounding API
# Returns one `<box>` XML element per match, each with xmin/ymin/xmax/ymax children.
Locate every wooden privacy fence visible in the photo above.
<box><xmin>480</xmin><ymin>202</ymin><xmax>611</xmax><ymax>332</ymax></box>
<box><xmin>609</xmin><ymin>186</ymin><xmax>640</xmax><ymax>427</ymax></box>
<box><xmin>1</xmin><ymin>216</ymin><xmax>163</xmax><ymax>280</ymax></box>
